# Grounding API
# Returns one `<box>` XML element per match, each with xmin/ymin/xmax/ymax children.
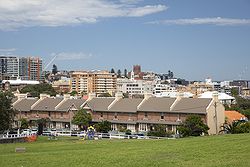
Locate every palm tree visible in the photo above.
<box><xmin>220</xmin><ymin>121</ymin><xmax>241</xmax><ymax>134</ymax></box>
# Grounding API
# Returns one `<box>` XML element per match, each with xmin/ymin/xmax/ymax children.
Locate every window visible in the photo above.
<box><xmin>161</xmin><ymin>113</ymin><xmax>164</xmax><ymax>120</ymax></box>
<box><xmin>61</xmin><ymin>112</ymin><xmax>63</xmax><ymax>118</ymax></box>
<box><xmin>139</xmin><ymin>123</ymin><xmax>147</xmax><ymax>131</ymax></box>
<box><xmin>114</xmin><ymin>113</ymin><xmax>118</xmax><ymax>119</ymax></box>
<box><xmin>144</xmin><ymin>112</ymin><xmax>148</xmax><ymax>118</ymax></box>
<box><xmin>48</xmin><ymin>111</ymin><xmax>51</xmax><ymax>117</ymax></box>
<box><xmin>36</xmin><ymin>111</ymin><xmax>39</xmax><ymax>117</ymax></box>
<box><xmin>24</xmin><ymin>112</ymin><xmax>27</xmax><ymax>117</ymax></box>
<box><xmin>100</xmin><ymin>112</ymin><xmax>103</xmax><ymax>118</ymax></box>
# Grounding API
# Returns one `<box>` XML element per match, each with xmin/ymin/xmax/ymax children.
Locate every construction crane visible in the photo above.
<box><xmin>44</xmin><ymin>54</ymin><xmax>58</xmax><ymax>71</ymax></box>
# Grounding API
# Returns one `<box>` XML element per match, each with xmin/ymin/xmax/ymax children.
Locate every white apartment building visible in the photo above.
<box><xmin>117</xmin><ymin>78</ymin><xmax>146</xmax><ymax>95</ymax></box>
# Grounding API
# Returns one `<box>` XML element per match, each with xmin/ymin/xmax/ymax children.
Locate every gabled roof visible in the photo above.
<box><xmin>172</xmin><ymin>98</ymin><xmax>212</xmax><ymax>114</ymax></box>
<box><xmin>225</xmin><ymin>110</ymin><xmax>248</xmax><ymax>123</ymax></box>
<box><xmin>86</xmin><ymin>97</ymin><xmax>115</xmax><ymax>111</ymax></box>
<box><xmin>138</xmin><ymin>97</ymin><xmax>176</xmax><ymax>112</ymax></box>
<box><xmin>56</xmin><ymin>99</ymin><xmax>86</xmax><ymax>112</ymax></box>
<box><xmin>13</xmin><ymin>98</ymin><xmax>38</xmax><ymax>112</ymax></box>
<box><xmin>109</xmin><ymin>98</ymin><xmax>143</xmax><ymax>113</ymax></box>
<box><xmin>32</xmin><ymin>98</ymin><xmax>63</xmax><ymax>111</ymax></box>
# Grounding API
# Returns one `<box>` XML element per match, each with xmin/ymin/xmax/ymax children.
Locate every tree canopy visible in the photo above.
<box><xmin>177</xmin><ymin>115</ymin><xmax>209</xmax><ymax>137</ymax></box>
<box><xmin>94</xmin><ymin>121</ymin><xmax>111</xmax><ymax>133</ymax></box>
<box><xmin>0</xmin><ymin>91</ymin><xmax>16</xmax><ymax>133</ymax></box>
<box><xmin>72</xmin><ymin>109</ymin><xmax>92</xmax><ymax>130</ymax></box>
<box><xmin>20</xmin><ymin>83</ymin><xmax>57</xmax><ymax>97</ymax></box>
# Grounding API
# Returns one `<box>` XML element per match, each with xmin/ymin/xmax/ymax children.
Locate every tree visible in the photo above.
<box><xmin>37</xmin><ymin>118</ymin><xmax>50</xmax><ymax>135</ymax></box>
<box><xmin>221</xmin><ymin>121</ymin><xmax>250</xmax><ymax>134</ymax></box>
<box><xmin>72</xmin><ymin>109</ymin><xmax>92</xmax><ymax>130</ymax></box>
<box><xmin>0</xmin><ymin>91</ymin><xmax>16</xmax><ymax>133</ymax></box>
<box><xmin>70</xmin><ymin>91</ymin><xmax>78</xmax><ymax>96</ymax></box>
<box><xmin>52</xmin><ymin>64</ymin><xmax>58</xmax><ymax>75</ymax></box>
<box><xmin>124</xmin><ymin>69</ymin><xmax>128</xmax><ymax>78</ymax></box>
<box><xmin>177</xmin><ymin>115</ymin><xmax>209</xmax><ymax>137</ymax></box>
<box><xmin>98</xmin><ymin>92</ymin><xmax>112</xmax><ymax>97</ymax></box>
<box><xmin>117</xmin><ymin>69</ymin><xmax>121</xmax><ymax>78</ymax></box>
<box><xmin>20</xmin><ymin>118</ymin><xmax>29</xmax><ymax>129</ymax></box>
<box><xmin>94</xmin><ymin>121</ymin><xmax>111</xmax><ymax>133</ymax></box>
<box><xmin>20</xmin><ymin>83</ymin><xmax>57</xmax><ymax>97</ymax></box>
<box><xmin>147</xmin><ymin>125</ymin><xmax>174</xmax><ymax>137</ymax></box>
<box><xmin>110</xmin><ymin>68</ymin><xmax>115</xmax><ymax>74</ymax></box>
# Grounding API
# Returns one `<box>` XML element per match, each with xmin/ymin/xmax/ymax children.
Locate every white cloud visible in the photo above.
<box><xmin>52</xmin><ymin>52</ymin><xmax>93</xmax><ymax>61</ymax></box>
<box><xmin>0</xmin><ymin>0</ymin><xmax>167</xmax><ymax>31</ymax></box>
<box><xmin>0</xmin><ymin>48</ymin><xmax>17</xmax><ymax>52</ymax></box>
<box><xmin>147</xmin><ymin>17</ymin><xmax>250</xmax><ymax>26</ymax></box>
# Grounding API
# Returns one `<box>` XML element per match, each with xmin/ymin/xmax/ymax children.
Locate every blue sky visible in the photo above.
<box><xmin>0</xmin><ymin>0</ymin><xmax>250</xmax><ymax>81</ymax></box>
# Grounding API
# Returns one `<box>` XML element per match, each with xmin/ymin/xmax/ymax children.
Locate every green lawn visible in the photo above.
<box><xmin>0</xmin><ymin>134</ymin><xmax>250</xmax><ymax>167</ymax></box>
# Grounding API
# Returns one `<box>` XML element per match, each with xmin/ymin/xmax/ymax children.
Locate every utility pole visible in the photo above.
<box><xmin>214</xmin><ymin>102</ymin><xmax>218</xmax><ymax>135</ymax></box>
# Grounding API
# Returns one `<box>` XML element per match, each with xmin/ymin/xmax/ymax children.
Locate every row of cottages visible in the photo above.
<box><xmin>13</xmin><ymin>92</ymin><xmax>225</xmax><ymax>135</ymax></box>
<box><xmin>13</xmin><ymin>94</ymin><xmax>85</xmax><ymax>129</ymax></box>
<box><xmin>83</xmin><ymin>92</ymin><xmax>225</xmax><ymax>135</ymax></box>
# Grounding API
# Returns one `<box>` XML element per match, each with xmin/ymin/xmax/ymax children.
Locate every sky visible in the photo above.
<box><xmin>0</xmin><ymin>0</ymin><xmax>250</xmax><ymax>81</ymax></box>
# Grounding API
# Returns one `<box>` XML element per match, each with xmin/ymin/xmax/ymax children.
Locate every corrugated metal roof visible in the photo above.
<box><xmin>172</xmin><ymin>98</ymin><xmax>212</xmax><ymax>114</ymax></box>
<box><xmin>32</xmin><ymin>98</ymin><xmax>63</xmax><ymax>111</ymax></box>
<box><xmin>109</xmin><ymin>98</ymin><xmax>143</xmax><ymax>113</ymax></box>
<box><xmin>87</xmin><ymin>97</ymin><xmax>115</xmax><ymax>111</ymax></box>
<box><xmin>56</xmin><ymin>99</ymin><xmax>86</xmax><ymax>112</ymax></box>
<box><xmin>138</xmin><ymin>97</ymin><xmax>176</xmax><ymax>112</ymax></box>
<box><xmin>13</xmin><ymin>98</ymin><xmax>38</xmax><ymax>112</ymax></box>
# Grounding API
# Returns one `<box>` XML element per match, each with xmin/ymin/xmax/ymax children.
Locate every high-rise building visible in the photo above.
<box><xmin>28</xmin><ymin>57</ymin><xmax>43</xmax><ymax>81</ymax></box>
<box><xmin>70</xmin><ymin>71</ymin><xmax>117</xmax><ymax>95</ymax></box>
<box><xmin>0</xmin><ymin>56</ymin><xmax>43</xmax><ymax>81</ymax></box>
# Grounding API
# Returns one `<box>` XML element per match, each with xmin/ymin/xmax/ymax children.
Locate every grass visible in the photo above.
<box><xmin>0</xmin><ymin>134</ymin><xmax>250</xmax><ymax>167</ymax></box>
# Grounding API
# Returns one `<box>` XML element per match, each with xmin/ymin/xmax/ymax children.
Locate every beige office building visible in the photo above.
<box><xmin>70</xmin><ymin>71</ymin><xmax>117</xmax><ymax>95</ymax></box>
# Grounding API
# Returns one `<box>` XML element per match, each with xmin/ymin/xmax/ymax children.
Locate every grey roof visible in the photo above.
<box><xmin>138</xmin><ymin>97</ymin><xmax>176</xmax><ymax>112</ymax></box>
<box><xmin>172</xmin><ymin>98</ymin><xmax>212</xmax><ymax>114</ymax></box>
<box><xmin>109</xmin><ymin>98</ymin><xmax>143</xmax><ymax>113</ymax></box>
<box><xmin>13</xmin><ymin>98</ymin><xmax>38</xmax><ymax>112</ymax></box>
<box><xmin>32</xmin><ymin>98</ymin><xmax>63</xmax><ymax>111</ymax></box>
<box><xmin>86</xmin><ymin>97</ymin><xmax>115</xmax><ymax>111</ymax></box>
<box><xmin>56</xmin><ymin>99</ymin><xmax>86</xmax><ymax>112</ymax></box>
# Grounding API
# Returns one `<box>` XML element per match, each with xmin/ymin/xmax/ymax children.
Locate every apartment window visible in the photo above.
<box><xmin>114</xmin><ymin>113</ymin><xmax>118</xmax><ymax>119</ymax></box>
<box><xmin>61</xmin><ymin>112</ymin><xmax>63</xmax><ymax>118</ymax></box>
<box><xmin>144</xmin><ymin>112</ymin><xmax>148</xmax><ymax>118</ymax></box>
<box><xmin>100</xmin><ymin>112</ymin><xmax>103</xmax><ymax>118</ymax></box>
<box><xmin>36</xmin><ymin>111</ymin><xmax>39</xmax><ymax>117</ymax></box>
<box><xmin>48</xmin><ymin>111</ymin><xmax>51</xmax><ymax>117</ymax></box>
<box><xmin>161</xmin><ymin>113</ymin><xmax>164</xmax><ymax>120</ymax></box>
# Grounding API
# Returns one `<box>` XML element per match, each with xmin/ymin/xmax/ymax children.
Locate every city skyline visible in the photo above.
<box><xmin>0</xmin><ymin>0</ymin><xmax>250</xmax><ymax>81</ymax></box>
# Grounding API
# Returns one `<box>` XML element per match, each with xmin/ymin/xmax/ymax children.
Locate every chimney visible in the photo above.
<box><xmin>87</xmin><ymin>93</ymin><xmax>96</xmax><ymax>101</ymax></box>
<box><xmin>115</xmin><ymin>92</ymin><xmax>123</xmax><ymax>100</ymax></box>
<box><xmin>17</xmin><ymin>93</ymin><xmax>27</xmax><ymax>100</ymax></box>
<box><xmin>176</xmin><ymin>92</ymin><xmax>184</xmax><ymax>100</ymax></box>
<box><xmin>40</xmin><ymin>94</ymin><xmax>50</xmax><ymax>100</ymax></box>
<box><xmin>212</xmin><ymin>91</ymin><xmax>219</xmax><ymax>102</ymax></box>
<box><xmin>64</xmin><ymin>94</ymin><xmax>71</xmax><ymax>100</ymax></box>
<box><xmin>144</xmin><ymin>92</ymin><xmax>152</xmax><ymax>100</ymax></box>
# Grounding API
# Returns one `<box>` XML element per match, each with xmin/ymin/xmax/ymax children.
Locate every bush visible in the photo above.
<box><xmin>147</xmin><ymin>125</ymin><xmax>170</xmax><ymax>137</ymax></box>
<box><xmin>177</xmin><ymin>115</ymin><xmax>209</xmax><ymax>137</ymax></box>
<box><xmin>94</xmin><ymin>121</ymin><xmax>111</xmax><ymax>133</ymax></box>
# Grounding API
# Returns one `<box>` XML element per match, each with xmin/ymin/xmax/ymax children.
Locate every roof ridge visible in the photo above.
<box><xmin>55</xmin><ymin>98</ymin><xmax>69</xmax><ymax>110</ymax></box>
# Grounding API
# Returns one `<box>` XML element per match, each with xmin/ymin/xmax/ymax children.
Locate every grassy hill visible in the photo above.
<box><xmin>0</xmin><ymin>134</ymin><xmax>250</xmax><ymax>167</ymax></box>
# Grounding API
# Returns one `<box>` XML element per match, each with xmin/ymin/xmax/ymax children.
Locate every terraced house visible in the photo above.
<box><xmin>13</xmin><ymin>92</ymin><xmax>225</xmax><ymax>135</ymax></box>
